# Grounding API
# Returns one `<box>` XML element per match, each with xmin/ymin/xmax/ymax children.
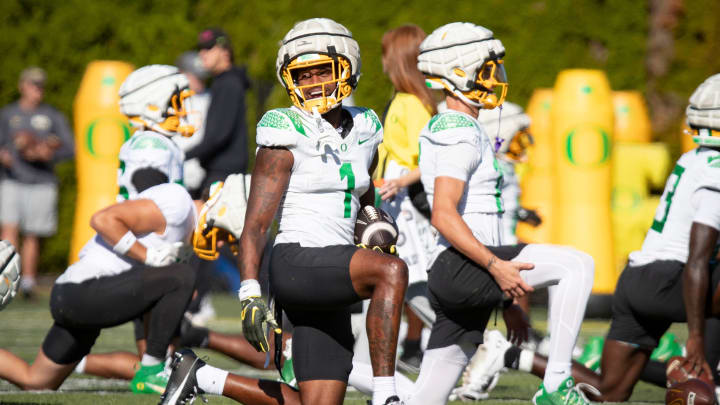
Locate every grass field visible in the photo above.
<box><xmin>0</xmin><ymin>285</ymin><xmax>677</xmax><ymax>404</ymax></box>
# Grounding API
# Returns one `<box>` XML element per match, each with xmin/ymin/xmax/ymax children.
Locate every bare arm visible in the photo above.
<box><xmin>682</xmin><ymin>222</ymin><xmax>718</xmax><ymax>377</ymax></box>
<box><xmin>238</xmin><ymin>147</ymin><xmax>293</xmax><ymax>281</ymax></box>
<box><xmin>379</xmin><ymin>168</ymin><xmax>421</xmax><ymax>201</ymax></box>
<box><xmin>432</xmin><ymin>176</ymin><xmax>533</xmax><ymax>298</ymax></box>
<box><xmin>90</xmin><ymin>199</ymin><xmax>167</xmax><ymax>262</ymax></box>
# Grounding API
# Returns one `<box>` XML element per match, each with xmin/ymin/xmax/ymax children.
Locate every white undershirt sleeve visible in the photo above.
<box><xmin>691</xmin><ymin>187</ymin><xmax>720</xmax><ymax>230</ymax></box>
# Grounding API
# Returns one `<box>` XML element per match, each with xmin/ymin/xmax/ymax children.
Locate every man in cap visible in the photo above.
<box><xmin>0</xmin><ymin>66</ymin><xmax>74</xmax><ymax>298</ymax></box>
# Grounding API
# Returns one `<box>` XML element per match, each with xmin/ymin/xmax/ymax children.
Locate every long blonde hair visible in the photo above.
<box><xmin>381</xmin><ymin>25</ymin><xmax>437</xmax><ymax>115</ymax></box>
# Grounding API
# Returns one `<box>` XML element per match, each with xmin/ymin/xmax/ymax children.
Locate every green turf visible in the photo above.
<box><xmin>0</xmin><ymin>287</ymin><xmax>676</xmax><ymax>404</ymax></box>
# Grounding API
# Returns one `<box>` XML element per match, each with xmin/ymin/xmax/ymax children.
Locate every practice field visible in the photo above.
<box><xmin>0</xmin><ymin>286</ymin><xmax>678</xmax><ymax>404</ymax></box>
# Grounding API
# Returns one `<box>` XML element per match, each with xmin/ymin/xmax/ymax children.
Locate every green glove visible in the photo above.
<box><xmin>239</xmin><ymin>280</ymin><xmax>281</xmax><ymax>353</ymax></box>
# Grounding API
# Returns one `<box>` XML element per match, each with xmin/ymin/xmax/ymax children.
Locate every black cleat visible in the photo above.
<box><xmin>158</xmin><ymin>349</ymin><xmax>206</xmax><ymax>405</ymax></box>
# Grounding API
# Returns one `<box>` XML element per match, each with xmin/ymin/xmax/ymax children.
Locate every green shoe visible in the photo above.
<box><xmin>280</xmin><ymin>338</ymin><xmax>297</xmax><ymax>388</ymax></box>
<box><xmin>533</xmin><ymin>377</ymin><xmax>598</xmax><ymax>405</ymax></box>
<box><xmin>130</xmin><ymin>362</ymin><xmax>169</xmax><ymax>394</ymax></box>
<box><xmin>651</xmin><ymin>332</ymin><xmax>683</xmax><ymax>362</ymax></box>
<box><xmin>577</xmin><ymin>336</ymin><xmax>604</xmax><ymax>372</ymax></box>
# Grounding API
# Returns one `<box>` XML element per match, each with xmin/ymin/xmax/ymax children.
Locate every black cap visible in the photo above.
<box><xmin>197</xmin><ymin>28</ymin><xmax>231</xmax><ymax>50</ymax></box>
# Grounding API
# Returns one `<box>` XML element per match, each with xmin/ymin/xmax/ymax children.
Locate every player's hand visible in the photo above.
<box><xmin>144</xmin><ymin>242</ymin><xmax>183</xmax><ymax>267</ymax></box>
<box><xmin>379</xmin><ymin>179</ymin><xmax>402</xmax><ymax>201</ymax></box>
<box><xmin>503</xmin><ymin>303</ymin><xmax>531</xmax><ymax>345</ymax></box>
<box><xmin>487</xmin><ymin>258</ymin><xmax>534</xmax><ymax>299</ymax></box>
<box><xmin>239</xmin><ymin>280</ymin><xmax>281</xmax><ymax>352</ymax></box>
<box><xmin>683</xmin><ymin>334</ymin><xmax>713</xmax><ymax>379</ymax></box>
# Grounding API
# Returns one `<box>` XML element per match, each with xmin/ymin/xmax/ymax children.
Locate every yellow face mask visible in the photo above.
<box><xmin>505</xmin><ymin>128</ymin><xmax>534</xmax><ymax>162</ymax></box>
<box><xmin>463</xmin><ymin>60</ymin><xmax>508</xmax><ymax>109</ymax></box>
<box><xmin>192</xmin><ymin>181</ymin><xmax>239</xmax><ymax>260</ymax></box>
<box><xmin>281</xmin><ymin>54</ymin><xmax>354</xmax><ymax>114</ymax></box>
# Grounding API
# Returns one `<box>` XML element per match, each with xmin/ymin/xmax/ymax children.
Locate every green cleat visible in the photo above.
<box><xmin>651</xmin><ymin>332</ymin><xmax>683</xmax><ymax>362</ymax></box>
<box><xmin>533</xmin><ymin>377</ymin><xmax>599</xmax><ymax>405</ymax></box>
<box><xmin>280</xmin><ymin>338</ymin><xmax>297</xmax><ymax>388</ymax></box>
<box><xmin>130</xmin><ymin>362</ymin><xmax>169</xmax><ymax>394</ymax></box>
<box><xmin>577</xmin><ymin>336</ymin><xmax>604</xmax><ymax>372</ymax></box>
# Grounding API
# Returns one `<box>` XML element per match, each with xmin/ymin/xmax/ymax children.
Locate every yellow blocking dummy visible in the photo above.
<box><xmin>611</xmin><ymin>91</ymin><xmax>670</xmax><ymax>270</ymax></box>
<box><xmin>552</xmin><ymin>70</ymin><xmax>617</xmax><ymax>295</ymax></box>
<box><xmin>70</xmin><ymin>61</ymin><xmax>134</xmax><ymax>262</ymax></box>
<box><xmin>517</xmin><ymin>89</ymin><xmax>554</xmax><ymax>244</ymax></box>
<box><xmin>612</xmin><ymin>143</ymin><xmax>670</xmax><ymax>270</ymax></box>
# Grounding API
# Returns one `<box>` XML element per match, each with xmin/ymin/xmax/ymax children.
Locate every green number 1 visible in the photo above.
<box><xmin>651</xmin><ymin>163</ymin><xmax>685</xmax><ymax>233</ymax></box>
<box><xmin>339</xmin><ymin>163</ymin><xmax>355</xmax><ymax>218</ymax></box>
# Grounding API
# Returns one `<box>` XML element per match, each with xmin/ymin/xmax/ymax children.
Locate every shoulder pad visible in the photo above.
<box><xmin>699</xmin><ymin>154</ymin><xmax>720</xmax><ymax>192</ymax></box>
<box><xmin>422</xmin><ymin>112</ymin><xmax>482</xmax><ymax>146</ymax></box>
<box><xmin>344</xmin><ymin>106</ymin><xmax>382</xmax><ymax>134</ymax></box>
<box><xmin>256</xmin><ymin>108</ymin><xmax>307</xmax><ymax>147</ymax></box>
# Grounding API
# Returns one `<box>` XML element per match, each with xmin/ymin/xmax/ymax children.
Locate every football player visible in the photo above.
<box><xmin>473</xmin><ymin>73</ymin><xmax>720</xmax><ymax>402</ymax></box>
<box><xmin>406</xmin><ymin>22</ymin><xmax>596</xmax><ymax>405</ymax></box>
<box><xmin>0</xmin><ymin>65</ymin><xmax>199</xmax><ymax>392</ymax></box>
<box><xmin>160</xmin><ymin>18</ymin><xmax>408</xmax><ymax>405</ymax></box>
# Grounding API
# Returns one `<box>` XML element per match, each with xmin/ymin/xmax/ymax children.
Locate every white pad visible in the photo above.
<box><xmin>202</xmin><ymin>174</ymin><xmax>250</xmax><ymax>238</ymax></box>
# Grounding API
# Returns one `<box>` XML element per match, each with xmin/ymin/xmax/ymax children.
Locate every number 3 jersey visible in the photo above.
<box><xmin>256</xmin><ymin>106</ymin><xmax>383</xmax><ymax>247</ymax></box>
<box><xmin>629</xmin><ymin>147</ymin><xmax>720</xmax><ymax>266</ymax></box>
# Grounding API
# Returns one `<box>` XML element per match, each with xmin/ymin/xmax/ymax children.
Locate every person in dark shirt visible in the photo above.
<box><xmin>0</xmin><ymin>67</ymin><xmax>74</xmax><ymax>298</ymax></box>
<box><xmin>191</xmin><ymin>28</ymin><xmax>250</xmax><ymax>193</ymax></box>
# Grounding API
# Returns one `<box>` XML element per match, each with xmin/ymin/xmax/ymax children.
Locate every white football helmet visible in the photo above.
<box><xmin>0</xmin><ymin>240</ymin><xmax>21</xmax><ymax>311</ymax></box>
<box><xmin>119</xmin><ymin>65</ymin><xmax>197</xmax><ymax>137</ymax></box>
<box><xmin>116</xmin><ymin>131</ymin><xmax>185</xmax><ymax>201</ymax></box>
<box><xmin>276</xmin><ymin>18</ymin><xmax>360</xmax><ymax>114</ymax></box>
<box><xmin>686</xmin><ymin>73</ymin><xmax>720</xmax><ymax>147</ymax></box>
<box><xmin>477</xmin><ymin>102</ymin><xmax>532</xmax><ymax>161</ymax></box>
<box><xmin>418</xmin><ymin>22</ymin><xmax>507</xmax><ymax>109</ymax></box>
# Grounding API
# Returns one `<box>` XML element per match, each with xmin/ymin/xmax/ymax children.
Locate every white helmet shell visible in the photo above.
<box><xmin>687</xmin><ymin>73</ymin><xmax>720</xmax><ymax>146</ymax></box>
<box><xmin>477</xmin><ymin>102</ymin><xmax>530</xmax><ymax>154</ymax></box>
<box><xmin>119</xmin><ymin>65</ymin><xmax>196</xmax><ymax>137</ymax></box>
<box><xmin>418</xmin><ymin>22</ymin><xmax>506</xmax><ymax>108</ymax></box>
<box><xmin>276</xmin><ymin>18</ymin><xmax>360</xmax><ymax>113</ymax></box>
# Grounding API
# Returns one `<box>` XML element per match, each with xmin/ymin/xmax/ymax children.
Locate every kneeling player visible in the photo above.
<box><xmin>406</xmin><ymin>22</ymin><xmax>595</xmax><ymax>405</ymax></box>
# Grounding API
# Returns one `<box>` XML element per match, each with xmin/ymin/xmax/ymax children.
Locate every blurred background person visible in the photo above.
<box><xmin>190</xmin><ymin>28</ymin><xmax>250</xmax><ymax>193</ymax></box>
<box><xmin>376</xmin><ymin>24</ymin><xmax>438</xmax><ymax>373</ymax></box>
<box><xmin>173</xmin><ymin>50</ymin><xmax>211</xmax><ymax>199</ymax></box>
<box><xmin>0</xmin><ymin>66</ymin><xmax>74</xmax><ymax>298</ymax></box>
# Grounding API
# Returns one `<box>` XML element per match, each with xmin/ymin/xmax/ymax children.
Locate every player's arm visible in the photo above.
<box><xmin>432</xmin><ymin>176</ymin><xmax>533</xmax><ymax>298</ymax></box>
<box><xmin>359</xmin><ymin>151</ymin><xmax>379</xmax><ymax>207</ymax></box>
<box><xmin>90</xmin><ymin>199</ymin><xmax>167</xmax><ymax>263</ymax></box>
<box><xmin>683</xmin><ymin>186</ymin><xmax>720</xmax><ymax>377</ymax></box>
<box><xmin>239</xmin><ymin>146</ymin><xmax>293</xmax><ymax>281</ymax></box>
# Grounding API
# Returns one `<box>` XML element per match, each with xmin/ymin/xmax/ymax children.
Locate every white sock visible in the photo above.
<box><xmin>348</xmin><ymin>360</ymin><xmax>415</xmax><ymax>402</ymax></box>
<box><xmin>196</xmin><ymin>363</ymin><xmax>229</xmax><ymax>396</ymax></box>
<box><xmin>408</xmin><ymin>345</ymin><xmax>471</xmax><ymax>405</ymax></box>
<box><xmin>544</xmin><ymin>361</ymin><xmax>572</xmax><ymax>392</ymax></box>
<box><xmin>519</xmin><ymin>350</ymin><xmax>534</xmax><ymax>372</ymax></box>
<box><xmin>141</xmin><ymin>353</ymin><xmax>163</xmax><ymax>366</ymax></box>
<box><xmin>74</xmin><ymin>356</ymin><xmax>87</xmax><ymax>374</ymax></box>
<box><xmin>372</xmin><ymin>376</ymin><xmax>397</xmax><ymax>405</ymax></box>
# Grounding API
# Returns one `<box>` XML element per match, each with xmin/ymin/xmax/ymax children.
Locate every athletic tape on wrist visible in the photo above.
<box><xmin>238</xmin><ymin>279</ymin><xmax>262</xmax><ymax>300</ymax></box>
<box><xmin>113</xmin><ymin>231</ymin><xmax>137</xmax><ymax>255</ymax></box>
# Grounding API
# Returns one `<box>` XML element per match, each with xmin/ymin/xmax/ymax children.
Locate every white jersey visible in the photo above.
<box><xmin>56</xmin><ymin>183</ymin><xmax>196</xmax><ymax>284</ymax></box>
<box><xmin>499</xmin><ymin>159</ymin><xmax>520</xmax><ymax>245</ymax></box>
<box><xmin>629</xmin><ymin>147</ymin><xmax>720</xmax><ymax>266</ymax></box>
<box><xmin>418</xmin><ymin>110</ymin><xmax>504</xmax><ymax>254</ymax></box>
<box><xmin>256</xmin><ymin>106</ymin><xmax>383</xmax><ymax>247</ymax></box>
<box><xmin>117</xmin><ymin>131</ymin><xmax>185</xmax><ymax>201</ymax></box>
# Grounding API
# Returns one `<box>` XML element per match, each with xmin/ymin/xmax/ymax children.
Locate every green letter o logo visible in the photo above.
<box><xmin>85</xmin><ymin>117</ymin><xmax>131</xmax><ymax>159</ymax></box>
<box><xmin>564</xmin><ymin>125</ymin><xmax>611</xmax><ymax>167</ymax></box>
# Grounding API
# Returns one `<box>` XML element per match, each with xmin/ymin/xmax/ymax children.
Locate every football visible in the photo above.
<box><xmin>354</xmin><ymin>206</ymin><xmax>399</xmax><ymax>253</ymax></box>
<box><xmin>666</xmin><ymin>379</ymin><xmax>716</xmax><ymax>405</ymax></box>
<box><xmin>0</xmin><ymin>240</ymin><xmax>21</xmax><ymax>311</ymax></box>
<box><xmin>667</xmin><ymin>356</ymin><xmax>716</xmax><ymax>388</ymax></box>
